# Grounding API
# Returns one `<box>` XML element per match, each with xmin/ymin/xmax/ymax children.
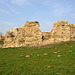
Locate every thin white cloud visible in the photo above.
<box><xmin>11</xmin><ymin>0</ymin><xmax>24</xmax><ymax>5</ymax></box>
<box><xmin>1</xmin><ymin>21</ymin><xmax>16</xmax><ymax>26</ymax></box>
<box><xmin>11</xmin><ymin>0</ymin><xmax>52</xmax><ymax>6</ymax></box>
<box><xmin>53</xmin><ymin>3</ymin><xmax>71</xmax><ymax>17</ymax></box>
<box><xmin>9</xmin><ymin>8</ymin><xmax>20</xmax><ymax>15</ymax></box>
<box><xmin>41</xmin><ymin>0</ymin><xmax>55</xmax><ymax>6</ymax></box>
<box><xmin>0</xmin><ymin>21</ymin><xmax>18</xmax><ymax>35</ymax></box>
<box><xmin>70</xmin><ymin>13</ymin><xmax>75</xmax><ymax>19</ymax></box>
<box><xmin>0</xmin><ymin>8</ymin><xmax>20</xmax><ymax>15</ymax></box>
<box><xmin>0</xmin><ymin>8</ymin><xmax>10</xmax><ymax>14</ymax></box>
<box><xmin>0</xmin><ymin>21</ymin><xmax>22</xmax><ymax>28</ymax></box>
<box><xmin>11</xmin><ymin>0</ymin><xmax>31</xmax><ymax>6</ymax></box>
<box><xmin>0</xmin><ymin>1</ymin><xmax>20</xmax><ymax>15</ymax></box>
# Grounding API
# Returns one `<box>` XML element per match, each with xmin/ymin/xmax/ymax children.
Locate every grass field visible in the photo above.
<box><xmin>0</xmin><ymin>42</ymin><xmax>75</xmax><ymax>75</ymax></box>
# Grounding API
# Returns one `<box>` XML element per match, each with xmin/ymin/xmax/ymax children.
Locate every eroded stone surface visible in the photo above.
<box><xmin>3</xmin><ymin>20</ymin><xmax>75</xmax><ymax>48</ymax></box>
<box><xmin>4</xmin><ymin>21</ymin><xmax>42</xmax><ymax>48</ymax></box>
<box><xmin>0</xmin><ymin>35</ymin><xmax>5</xmax><ymax>41</ymax></box>
<box><xmin>52</xmin><ymin>21</ymin><xmax>75</xmax><ymax>42</ymax></box>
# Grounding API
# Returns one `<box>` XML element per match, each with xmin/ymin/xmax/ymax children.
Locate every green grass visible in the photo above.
<box><xmin>0</xmin><ymin>41</ymin><xmax>4</xmax><ymax>45</ymax></box>
<box><xmin>0</xmin><ymin>42</ymin><xmax>75</xmax><ymax>75</ymax></box>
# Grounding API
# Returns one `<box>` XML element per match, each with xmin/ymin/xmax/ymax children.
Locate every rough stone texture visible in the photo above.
<box><xmin>16</xmin><ymin>21</ymin><xmax>42</xmax><ymax>47</ymax></box>
<box><xmin>3</xmin><ymin>20</ymin><xmax>75</xmax><ymax>48</ymax></box>
<box><xmin>70</xmin><ymin>24</ymin><xmax>75</xmax><ymax>41</ymax></box>
<box><xmin>51</xmin><ymin>20</ymin><xmax>75</xmax><ymax>43</ymax></box>
<box><xmin>4</xmin><ymin>27</ymin><xmax>19</xmax><ymax>47</ymax></box>
<box><xmin>42</xmin><ymin>32</ymin><xmax>51</xmax><ymax>40</ymax></box>
<box><xmin>4</xmin><ymin>21</ymin><xmax>42</xmax><ymax>48</ymax></box>
<box><xmin>0</xmin><ymin>35</ymin><xmax>5</xmax><ymax>41</ymax></box>
<box><xmin>51</xmin><ymin>20</ymin><xmax>70</xmax><ymax>43</ymax></box>
<box><xmin>42</xmin><ymin>32</ymin><xmax>52</xmax><ymax>45</ymax></box>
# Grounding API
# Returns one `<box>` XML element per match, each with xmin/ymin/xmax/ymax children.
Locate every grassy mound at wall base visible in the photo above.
<box><xmin>0</xmin><ymin>42</ymin><xmax>75</xmax><ymax>75</ymax></box>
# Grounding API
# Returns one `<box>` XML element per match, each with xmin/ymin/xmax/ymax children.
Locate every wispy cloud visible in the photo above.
<box><xmin>52</xmin><ymin>3</ymin><xmax>71</xmax><ymax>17</ymax></box>
<box><xmin>11</xmin><ymin>0</ymin><xmax>24</xmax><ymax>6</ymax></box>
<box><xmin>11</xmin><ymin>0</ymin><xmax>31</xmax><ymax>6</ymax></box>
<box><xmin>0</xmin><ymin>8</ymin><xmax>10</xmax><ymax>14</ymax></box>
<box><xmin>0</xmin><ymin>8</ymin><xmax>20</xmax><ymax>15</ymax></box>
<box><xmin>70</xmin><ymin>13</ymin><xmax>75</xmax><ymax>19</ymax></box>
<box><xmin>0</xmin><ymin>1</ymin><xmax>20</xmax><ymax>15</ymax></box>
<box><xmin>0</xmin><ymin>21</ymin><xmax>18</xmax><ymax>35</ymax></box>
<box><xmin>41</xmin><ymin>0</ymin><xmax>56</xmax><ymax>6</ymax></box>
<box><xmin>9</xmin><ymin>8</ymin><xmax>20</xmax><ymax>15</ymax></box>
<box><xmin>1</xmin><ymin>21</ymin><xmax>16</xmax><ymax>26</ymax></box>
<box><xmin>11</xmin><ymin>0</ymin><xmax>53</xmax><ymax>6</ymax></box>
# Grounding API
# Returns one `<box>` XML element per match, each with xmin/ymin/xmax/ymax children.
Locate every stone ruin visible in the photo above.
<box><xmin>0</xmin><ymin>35</ymin><xmax>5</xmax><ymax>41</ymax></box>
<box><xmin>2</xmin><ymin>20</ymin><xmax>75</xmax><ymax>48</ymax></box>
<box><xmin>4</xmin><ymin>21</ymin><xmax>42</xmax><ymax>47</ymax></box>
<box><xmin>51</xmin><ymin>20</ymin><xmax>75</xmax><ymax>42</ymax></box>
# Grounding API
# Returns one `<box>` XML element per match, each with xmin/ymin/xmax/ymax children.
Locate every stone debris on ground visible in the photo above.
<box><xmin>25</xmin><ymin>55</ymin><xmax>30</xmax><ymax>58</ymax></box>
<box><xmin>48</xmin><ymin>66</ymin><xmax>51</xmax><ymax>68</ymax></box>
<box><xmin>44</xmin><ymin>53</ymin><xmax>48</xmax><ymax>55</ymax></box>
<box><xmin>53</xmin><ymin>52</ymin><xmax>57</xmax><ymax>54</ymax></box>
<box><xmin>57</xmin><ymin>55</ymin><xmax>62</xmax><ymax>57</ymax></box>
<box><xmin>37</xmin><ymin>54</ymin><xmax>39</xmax><ymax>56</ymax></box>
<box><xmin>56</xmin><ymin>73</ymin><xmax>61</xmax><ymax>74</ymax></box>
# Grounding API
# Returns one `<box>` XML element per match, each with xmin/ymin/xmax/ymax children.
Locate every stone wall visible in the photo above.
<box><xmin>51</xmin><ymin>20</ymin><xmax>71</xmax><ymax>43</ymax></box>
<box><xmin>16</xmin><ymin>21</ymin><xmax>42</xmax><ymax>47</ymax></box>
<box><xmin>0</xmin><ymin>35</ymin><xmax>5</xmax><ymax>41</ymax></box>
<box><xmin>51</xmin><ymin>21</ymin><xmax>75</xmax><ymax>43</ymax></box>
<box><xmin>70</xmin><ymin>24</ymin><xmax>75</xmax><ymax>41</ymax></box>
<box><xmin>3</xmin><ymin>20</ymin><xmax>75</xmax><ymax>48</ymax></box>
<box><xmin>42</xmin><ymin>32</ymin><xmax>51</xmax><ymax>40</ymax></box>
<box><xmin>4</xmin><ymin>21</ymin><xmax>42</xmax><ymax>48</ymax></box>
<box><xmin>4</xmin><ymin>27</ymin><xmax>19</xmax><ymax>47</ymax></box>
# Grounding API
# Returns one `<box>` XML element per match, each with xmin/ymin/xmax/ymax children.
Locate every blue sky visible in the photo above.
<box><xmin>0</xmin><ymin>0</ymin><xmax>75</xmax><ymax>35</ymax></box>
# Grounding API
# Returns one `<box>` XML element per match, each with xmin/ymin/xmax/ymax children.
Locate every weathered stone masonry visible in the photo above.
<box><xmin>4</xmin><ymin>21</ymin><xmax>42</xmax><ymax>47</ymax></box>
<box><xmin>3</xmin><ymin>20</ymin><xmax>75</xmax><ymax>48</ymax></box>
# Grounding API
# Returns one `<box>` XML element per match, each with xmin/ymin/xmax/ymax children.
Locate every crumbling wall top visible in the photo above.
<box><xmin>21</xmin><ymin>21</ymin><xmax>40</xmax><ymax>28</ymax></box>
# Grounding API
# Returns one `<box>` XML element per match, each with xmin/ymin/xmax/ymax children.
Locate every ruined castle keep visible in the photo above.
<box><xmin>4</xmin><ymin>20</ymin><xmax>75</xmax><ymax>48</ymax></box>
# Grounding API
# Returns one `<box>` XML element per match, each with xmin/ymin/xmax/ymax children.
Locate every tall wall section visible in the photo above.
<box><xmin>17</xmin><ymin>21</ymin><xmax>42</xmax><ymax>47</ymax></box>
<box><xmin>4</xmin><ymin>21</ymin><xmax>42</xmax><ymax>48</ymax></box>
<box><xmin>51</xmin><ymin>20</ymin><xmax>75</xmax><ymax>43</ymax></box>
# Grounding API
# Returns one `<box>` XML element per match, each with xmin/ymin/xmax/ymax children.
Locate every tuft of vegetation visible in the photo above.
<box><xmin>0</xmin><ymin>42</ymin><xmax>75</xmax><ymax>75</ymax></box>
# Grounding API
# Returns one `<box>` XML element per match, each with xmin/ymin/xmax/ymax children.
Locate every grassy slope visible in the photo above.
<box><xmin>0</xmin><ymin>42</ymin><xmax>75</xmax><ymax>75</ymax></box>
